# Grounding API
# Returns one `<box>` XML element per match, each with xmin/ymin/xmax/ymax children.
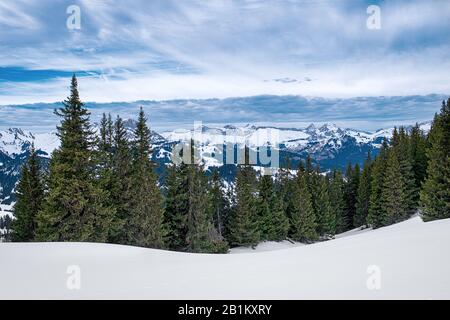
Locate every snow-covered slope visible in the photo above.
<box><xmin>0</xmin><ymin>215</ymin><xmax>448</xmax><ymax>299</ymax></box>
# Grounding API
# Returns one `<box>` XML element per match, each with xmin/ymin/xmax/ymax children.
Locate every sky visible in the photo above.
<box><xmin>0</xmin><ymin>0</ymin><xmax>449</xmax><ymax>130</ymax></box>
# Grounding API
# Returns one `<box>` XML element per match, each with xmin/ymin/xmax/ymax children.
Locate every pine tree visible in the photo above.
<box><xmin>397</xmin><ymin>126</ymin><xmax>418</xmax><ymax>213</ymax></box>
<box><xmin>278</xmin><ymin>158</ymin><xmax>296</xmax><ymax>227</ymax></box>
<box><xmin>209</xmin><ymin>168</ymin><xmax>227</xmax><ymax>237</ymax></box>
<box><xmin>109</xmin><ymin>116</ymin><xmax>133</xmax><ymax>243</ymax></box>
<box><xmin>354</xmin><ymin>153</ymin><xmax>372</xmax><ymax>227</ymax></box>
<box><xmin>164</xmin><ymin>162</ymin><xmax>189</xmax><ymax>250</ymax></box>
<box><xmin>420</xmin><ymin>99</ymin><xmax>450</xmax><ymax>221</ymax></box>
<box><xmin>409</xmin><ymin>123</ymin><xmax>428</xmax><ymax>190</ymax></box>
<box><xmin>228</xmin><ymin>155</ymin><xmax>260</xmax><ymax>247</ymax></box>
<box><xmin>344</xmin><ymin>162</ymin><xmax>360</xmax><ymax>230</ymax></box>
<box><xmin>35</xmin><ymin>75</ymin><xmax>114</xmax><ymax>242</ymax></box>
<box><xmin>382</xmin><ymin>149</ymin><xmax>408</xmax><ymax>224</ymax></box>
<box><xmin>186</xmin><ymin>164</ymin><xmax>228</xmax><ymax>253</ymax></box>
<box><xmin>290</xmin><ymin>169</ymin><xmax>318</xmax><ymax>243</ymax></box>
<box><xmin>367</xmin><ymin>140</ymin><xmax>389</xmax><ymax>228</ymax></box>
<box><xmin>96</xmin><ymin>113</ymin><xmax>122</xmax><ymax>242</ymax></box>
<box><xmin>256</xmin><ymin>174</ymin><xmax>289</xmax><ymax>241</ymax></box>
<box><xmin>315</xmin><ymin>175</ymin><xmax>335</xmax><ymax>238</ymax></box>
<box><xmin>127</xmin><ymin>108</ymin><xmax>165</xmax><ymax>248</ymax></box>
<box><xmin>329</xmin><ymin>170</ymin><xmax>346</xmax><ymax>233</ymax></box>
<box><xmin>12</xmin><ymin>144</ymin><xmax>44</xmax><ymax>241</ymax></box>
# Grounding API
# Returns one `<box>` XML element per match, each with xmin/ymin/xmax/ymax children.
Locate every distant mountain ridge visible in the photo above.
<box><xmin>0</xmin><ymin>121</ymin><xmax>432</xmax><ymax>214</ymax></box>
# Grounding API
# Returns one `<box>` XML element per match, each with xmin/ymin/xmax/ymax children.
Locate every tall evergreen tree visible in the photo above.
<box><xmin>344</xmin><ymin>162</ymin><xmax>360</xmax><ymax>230</ymax></box>
<box><xmin>420</xmin><ymin>99</ymin><xmax>450</xmax><ymax>221</ymax></box>
<box><xmin>396</xmin><ymin>126</ymin><xmax>418</xmax><ymax>213</ymax></box>
<box><xmin>278</xmin><ymin>158</ymin><xmax>296</xmax><ymax>228</ymax></box>
<box><xmin>367</xmin><ymin>140</ymin><xmax>389</xmax><ymax>228</ymax></box>
<box><xmin>228</xmin><ymin>149</ymin><xmax>259</xmax><ymax>247</ymax></box>
<box><xmin>290</xmin><ymin>169</ymin><xmax>318</xmax><ymax>243</ymax></box>
<box><xmin>256</xmin><ymin>174</ymin><xmax>289</xmax><ymax>241</ymax></box>
<box><xmin>409</xmin><ymin>123</ymin><xmax>428</xmax><ymax>190</ymax></box>
<box><xmin>382</xmin><ymin>149</ymin><xmax>408</xmax><ymax>224</ymax></box>
<box><xmin>35</xmin><ymin>75</ymin><xmax>114</xmax><ymax>242</ymax></box>
<box><xmin>186</xmin><ymin>164</ymin><xmax>228</xmax><ymax>253</ymax></box>
<box><xmin>164</xmin><ymin>162</ymin><xmax>189</xmax><ymax>250</ymax></box>
<box><xmin>354</xmin><ymin>153</ymin><xmax>372</xmax><ymax>227</ymax></box>
<box><xmin>315</xmin><ymin>175</ymin><xmax>335</xmax><ymax>238</ymax></box>
<box><xmin>330</xmin><ymin>170</ymin><xmax>346</xmax><ymax>233</ymax></box>
<box><xmin>209</xmin><ymin>169</ymin><xmax>226</xmax><ymax>237</ymax></box>
<box><xmin>109</xmin><ymin>116</ymin><xmax>133</xmax><ymax>243</ymax></box>
<box><xmin>127</xmin><ymin>108</ymin><xmax>165</xmax><ymax>248</ymax></box>
<box><xmin>12</xmin><ymin>144</ymin><xmax>45</xmax><ymax>241</ymax></box>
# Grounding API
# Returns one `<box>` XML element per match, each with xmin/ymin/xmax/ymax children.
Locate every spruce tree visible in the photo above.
<box><xmin>256</xmin><ymin>174</ymin><xmax>289</xmax><ymax>241</ymax></box>
<box><xmin>278</xmin><ymin>158</ymin><xmax>296</xmax><ymax>227</ymax></box>
<box><xmin>290</xmin><ymin>169</ymin><xmax>318</xmax><ymax>243</ymax></box>
<box><xmin>164</xmin><ymin>162</ymin><xmax>190</xmax><ymax>250</ymax></box>
<box><xmin>127</xmin><ymin>108</ymin><xmax>165</xmax><ymax>248</ymax></box>
<box><xmin>186</xmin><ymin>164</ymin><xmax>228</xmax><ymax>253</ymax></box>
<box><xmin>420</xmin><ymin>99</ymin><xmax>450</xmax><ymax>221</ymax></box>
<box><xmin>330</xmin><ymin>170</ymin><xmax>346</xmax><ymax>234</ymax></box>
<box><xmin>12</xmin><ymin>144</ymin><xmax>44</xmax><ymax>241</ymax></box>
<box><xmin>367</xmin><ymin>140</ymin><xmax>389</xmax><ymax>228</ymax></box>
<box><xmin>315</xmin><ymin>175</ymin><xmax>335</xmax><ymax>238</ymax></box>
<box><xmin>109</xmin><ymin>116</ymin><xmax>133</xmax><ymax>243</ymax></box>
<box><xmin>344</xmin><ymin>162</ymin><xmax>360</xmax><ymax>230</ymax></box>
<box><xmin>382</xmin><ymin>149</ymin><xmax>408</xmax><ymax>224</ymax></box>
<box><xmin>96</xmin><ymin>113</ymin><xmax>123</xmax><ymax>242</ymax></box>
<box><xmin>409</xmin><ymin>123</ymin><xmax>428</xmax><ymax>190</ymax></box>
<box><xmin>228</xmin><ymin>153</ymin><xmax>259</xmax><ymax>247</ymax></box>
<box><xmin>354</xmin><ymin>153</ymin><xmax>372</xmax><ymax>227</ymax></box>
<box><xmin>209</xmin><ymin>168</ymin><xmax>227</xmax><ymax>237</ymax></box>
<box><xmin>396</xmin><ymin>126</ymin><xmax>418</xmax><ymax>213</ymax></box>
<box><xmin>35</xmin><ymin>75</ymin><xmax>114</xmax><ymax>242</ymax></box>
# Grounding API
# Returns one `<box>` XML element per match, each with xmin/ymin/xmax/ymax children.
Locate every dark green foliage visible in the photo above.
<box><xmin>228</xmin><ymin>163</ymin><xmax>260</xmax><ymax>247</ymax></box>
<box><xmin>367</xmin><ymin>140</ymin><xmax>389</xmax><ymax>228</ymax></box>
<box><xmin>108</xmin><ymin>116</ymin><xmax>133</xmax><ymax>243</ymax></box>
<box><xmin>354</xmin><ymin>153</ymin><xmax>372</xmax><ymax>227</ymax></box>
<box><xmin>289</xmin><ymin>169</ymin><xmax>318</xmax><ymax>242</ymax></box>
<box><xmin>164</xmin><ymin>163</ymin><xmax>189</xmax><ymax>250</ymax></box>
<box><xmin>186</xmin><ymin>165</ymin><xmax>228</xmax><ymax>253</ymax></box>
<box><xmin>12</xmin><ymin>145</ymin><xmax>44</xmax><ymax>241</ymax></box>
<box><xmin>315</xmin><ymin>175</ymin><xmax>335</xmax><ymax>237</ymax></box>
<box><xmin>420</xmin><ymin>99</ymin><xmax>450</xmax><ymax>221</ymax></box>
<box><xmin>256</xmin><ymin>174</ymin><xmax>289</xmax><ymax>241</ymax></box>
<box><xmin>409</xmin><ymin>124</ymin><xmax>428</xmax><ymax>190</ymax></box>
<box><xmin>35</xmin><ymin>75</ymin><xmax>115</xmax><ymax>242</ymax></box>
<box><xmin>209</xmin><ymin>169</ymin><xmax>227</xmax><ymax>237</ymax></box>
<box><xmin>127</xmin><ymin>108</ymin><xmax>165</xmax><ymax>248</ymax></box>
<box><xmin>382</xmin><ymin>149</ymin><xmax>409</xmax><ymax>224</ymax></box>
<box><xmin>396</xmin><ymin>127</ymin><xmax>418</xmax><ymax>213</ymax></box>
<box><xmin>344</xmin><ymin>162</ymin><xmax>360</xmax><ymax>230</ymax></box>
<box><xmin>330</xmin><ymin>170</ymin><xmax>347</xmax><ymax>234</ymax></box>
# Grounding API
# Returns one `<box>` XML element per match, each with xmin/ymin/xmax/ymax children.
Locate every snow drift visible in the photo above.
<box><xmin>0</xmin><ymin>215</ymin><xmax>449</xmax><ymax>299</ymax></box>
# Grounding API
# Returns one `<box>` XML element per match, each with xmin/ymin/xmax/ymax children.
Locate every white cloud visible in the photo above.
<box><xmin>0</xmin><ymin>0</ymin><xmax>449</xmax><ymax>103</ymax></box>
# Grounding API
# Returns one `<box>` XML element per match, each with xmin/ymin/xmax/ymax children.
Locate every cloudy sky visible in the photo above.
<box><xmin>0</xmin><ymin>0</ymin><xmax>449</xmax><ymax>130</ymax></box>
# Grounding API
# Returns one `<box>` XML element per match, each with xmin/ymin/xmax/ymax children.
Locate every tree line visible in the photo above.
<box><xmin>8</xmin><ymin>76</ymin><xmax>450</xmax><ymax>251</ymax></box>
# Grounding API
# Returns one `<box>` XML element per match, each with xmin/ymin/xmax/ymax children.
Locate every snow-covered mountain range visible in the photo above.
<box><xmin>0</xmin><ymin>121</ymin><xmax>431</xmax><ymax>214</ymax></box>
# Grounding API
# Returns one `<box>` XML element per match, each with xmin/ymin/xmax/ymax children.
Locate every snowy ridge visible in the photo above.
<box><xmin>0</xmin><ymin>215</ymin><xmax>448</xmax><ymax>299</ymax></box>
<box><xmin>0</xmin><ymin>121</ymin><xmax>432</xmax><ymax>206</ymax></box>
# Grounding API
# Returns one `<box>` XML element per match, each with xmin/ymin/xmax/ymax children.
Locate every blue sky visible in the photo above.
<box><xmin>0</xmin><ymin>0</ymin><xmax>449</xmax><ymax>129</ymax></box>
